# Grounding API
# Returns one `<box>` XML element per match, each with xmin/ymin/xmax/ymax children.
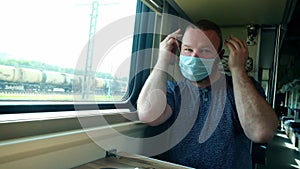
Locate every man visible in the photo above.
<box><xmin>137</xmin><ymin>19</ymin><xmax>278</xmax><ymax>169</ymax></box>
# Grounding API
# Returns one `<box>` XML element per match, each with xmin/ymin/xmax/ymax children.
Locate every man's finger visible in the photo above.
<box><xmin>229</xmin><ymin>35</ymin><xmax>245</xmax><ymax>49</ymax></box>
<box><xmin>169</xmin><ymin>29</ymin><xmax>182</xmax><ymax>40</ymax></box>
<box><xmin>225</xmin><ymin>39</ymin><xmax>236</xmax><ymax>52</ymax></box>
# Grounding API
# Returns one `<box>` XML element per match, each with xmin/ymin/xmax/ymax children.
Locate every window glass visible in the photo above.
<box><xmin>0</xmin><ymin>0</ymin><xmax>137</xmax><ymax>101</ymax></box>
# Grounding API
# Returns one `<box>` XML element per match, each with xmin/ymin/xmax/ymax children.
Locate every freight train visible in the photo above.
<box><xmin>0</xmin><ymin>64</ymin><xmax>125</xmax><ymax>95</ymax></box>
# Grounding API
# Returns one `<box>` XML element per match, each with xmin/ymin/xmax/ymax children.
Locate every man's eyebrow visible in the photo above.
<box><xmin>202</xmin><ymin>46</ymin><xmax>215</xmax><ymax>50</ymax></box>
<box><xmin>182</xmin><ymin>44</ymin><xmax>192</xmax><ymax>47</ymax></box>
<box><xmin>182</xmin><ymin>44</ymin><xmax>215</xmax><ymax>49</ymax></box>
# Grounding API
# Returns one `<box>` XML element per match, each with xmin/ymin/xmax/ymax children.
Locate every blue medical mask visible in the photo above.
<box><xmin>179</xmin><ymin>55</ymin><xmax>216</xmax><ymax>81</ymax></box>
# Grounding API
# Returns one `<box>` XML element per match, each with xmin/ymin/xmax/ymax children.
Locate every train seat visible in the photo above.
<box><xmin>289</xmin><ymin>123</ymin><xmax>300</xmax><ymax>147</ymax></box>
<box><xmin>281</xmin><ymin>116</ymin><xmax>293</xmax><ymax>130</ymax></box>
<box><xmin>293</xmin><ymin>128</ymin><xmax>300</xmax><ymax>148</ymax></box>
<box><xmin>281</xmin><ymin>116</ymin><xmax>294</xmax><ymax>124</ymax></box>
<box><xmin>296</xmin><ymin>130</ymin><xmax>300</xmax><ymax>151</ymax></box>
<box><xmin>283</xmin><ymin>119</ymin><xmax>294</xmax><ymax>135</ymax></box>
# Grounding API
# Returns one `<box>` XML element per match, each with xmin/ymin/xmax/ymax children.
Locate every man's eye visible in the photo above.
<box><xmin>184</xmin><ymin>48</ymin><xmax>193</xmax><ymax>52</ymax></box>
<box><xmin>201</xmin><ymin>49</ymin><xmax>212</xmax><ymax>53</ymax></box>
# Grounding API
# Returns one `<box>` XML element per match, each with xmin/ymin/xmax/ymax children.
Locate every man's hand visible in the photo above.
<box><xmin>225</xmin><ymin>35</ymin><xmax>249</xmax><ymax>73</ymax></box>
<box><xmin>158</xmin><ymin>29</ymin><xmax>182</xmax><ymax>65</ymax></box>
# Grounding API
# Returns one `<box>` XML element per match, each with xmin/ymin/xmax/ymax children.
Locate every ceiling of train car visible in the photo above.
<box><xmin>173</xmin><ymin>0</ymin><xmax>287</xmax><ymax>26</ymax></box>
<box><xmin>172</xmin><ymin>0</ymin><xmax>300</xmax><ymax>89</ymax></box>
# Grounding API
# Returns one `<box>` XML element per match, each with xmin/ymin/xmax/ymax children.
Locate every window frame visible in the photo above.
<box><xmin>0</xmin><ymin>0</ymin><xmax>153</xmax><ymax>115</ymax></box>
<box><xmin>0</xmin><ymin>1</ymin><xmax>159</xmax><ymax>142</ymax></box>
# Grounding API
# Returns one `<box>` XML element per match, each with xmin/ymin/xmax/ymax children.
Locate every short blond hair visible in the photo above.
<box><xmin>186</xmin><ymin>19</ymin><xmax>223</xmax><ymax>52</ymax></box>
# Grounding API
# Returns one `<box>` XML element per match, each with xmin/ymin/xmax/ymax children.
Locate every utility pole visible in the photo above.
<box><xmin>82</xmin><ymin>1</ymin><xmax>99</xmax><ymax>100</ymax></box>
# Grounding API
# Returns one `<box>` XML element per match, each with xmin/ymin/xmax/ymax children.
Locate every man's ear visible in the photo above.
<box><xmin>218</xmin><ymin>49</ymin><xmax>225</xmax><ymax>59</ymax></box>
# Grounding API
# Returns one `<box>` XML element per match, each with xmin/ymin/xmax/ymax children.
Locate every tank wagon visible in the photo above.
<box><xmin>0</xmin><ymin>65</ymin><xmax>115</xmax><ymax>93</ymax></box>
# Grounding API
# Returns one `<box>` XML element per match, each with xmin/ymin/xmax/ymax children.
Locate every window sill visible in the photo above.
<box><xmin>0</xmin><ymin>110</ymin><xmax>139</xmax><ymax>140</ymax></box>
<box><xmin>0</xmin><ymin>121</ymin><xmax>146</xmax><ymax>169</ymax></box>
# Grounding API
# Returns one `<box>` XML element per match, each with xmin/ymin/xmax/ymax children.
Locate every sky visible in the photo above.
<box><xmin>0</xmin><ymin>0</ymin><xmax>137</xmax><ymax>77</ymax></box>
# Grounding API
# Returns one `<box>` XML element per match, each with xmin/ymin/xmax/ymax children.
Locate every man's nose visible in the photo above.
<box><xmin>190</xmin><ymin>52</ymin><xmax>199</xmax><ymax>58</ymax></box>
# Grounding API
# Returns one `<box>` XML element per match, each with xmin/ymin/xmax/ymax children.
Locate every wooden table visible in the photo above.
<box><xmin>73</xmin><ymin>152</ymin><xmax>193</xmax><ymax>169</ymax></box>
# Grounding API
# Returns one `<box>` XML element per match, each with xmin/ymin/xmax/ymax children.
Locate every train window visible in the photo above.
<box><xmin>261</xmin><ymin>69</ymin><xmax>270</xmax><ymax>97</ymax></box>
<box><xmin>0</xmin><ymin>0</ymin><xmax>137</xmax><ymax>102</ymax></box>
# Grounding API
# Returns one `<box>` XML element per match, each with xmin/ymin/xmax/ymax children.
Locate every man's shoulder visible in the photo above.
<box><xmin>224</xmin><ymin>74</ymin><xmax>266</xmax><ymax>97</ymax></box>
<box><xmin>167</xmin><ymin>79</ymin><xmax>186</xmax><ymax>90</ymax></box>
<box><xmin>167</xmin><ymin>80</ymin><xmax>178</xmax><ymax>87</ymax></box>
<box><xmin>224</xmin><ymin>74</ymin><xmax>261</xmax><ymax>86</ymax></box>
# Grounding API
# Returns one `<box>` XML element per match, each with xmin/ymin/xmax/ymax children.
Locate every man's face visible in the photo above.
<box><xmin>181</xmin><ymin>27</ymin><xmax>221</xmax><ymax>59</ymax></box>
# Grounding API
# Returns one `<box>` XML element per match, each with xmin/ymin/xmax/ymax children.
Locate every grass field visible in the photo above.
<box><xmin>0</xmin><ymin>93</ymin><xmax>123</xmax><ymax>101</ymax></box>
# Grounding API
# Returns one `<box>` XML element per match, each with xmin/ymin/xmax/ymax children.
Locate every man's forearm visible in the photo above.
<box><xmin>231</xmin><ymin>70</ymin><xmax>278</xmax><ymax>143</ymax></box>
<box><xmin>137</xmin><ymin>62</ymin><xmax>171</xmax><ymax>125</ymax></box>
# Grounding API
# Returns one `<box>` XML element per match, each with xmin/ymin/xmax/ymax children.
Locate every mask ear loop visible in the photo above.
<box><xmin>175</xmin><ymin>39</ymin><xmax>182</xmax><ymax>57</ymax></box>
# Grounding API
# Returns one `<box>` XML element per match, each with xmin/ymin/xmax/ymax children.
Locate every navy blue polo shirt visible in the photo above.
<box><xmin>160</xmin><ymin>74</ymin><xmax>266</xmax><ymax>169</ymax></box>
